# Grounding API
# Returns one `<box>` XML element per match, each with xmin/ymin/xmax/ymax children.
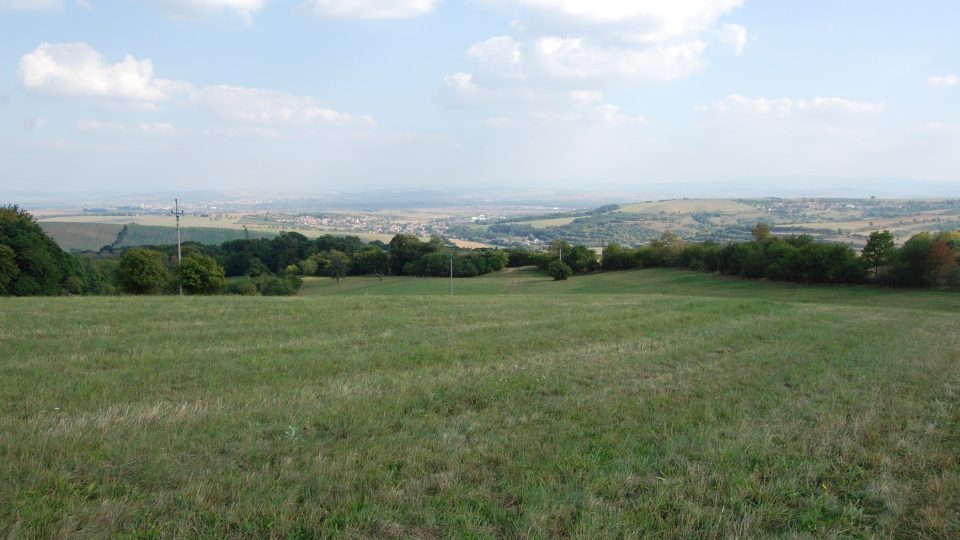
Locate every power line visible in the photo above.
<box><xmin>171</xmin><ymin>198</ymin><xmax>184</xmax><ymax>296</ymax></box>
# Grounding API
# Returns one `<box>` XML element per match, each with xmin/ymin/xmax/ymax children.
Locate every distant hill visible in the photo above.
<box><xmin>451</xmin><ymin>198</ymin><xmax>960</xmax><ymax>248</ymax></box>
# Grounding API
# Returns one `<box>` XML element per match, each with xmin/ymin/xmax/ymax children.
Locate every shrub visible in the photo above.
<box><xmin>227</xmin><ymin>279</ymin><xmax>260</xmax><ymax>296</ymax></box>
<box><xmin>253</xmin><ymin>274</ymin><xmax>302</xmax><ymax>296</ymax></box>
<box><xmin>547</xmin><ymin>260</ymin><xmax>573</xmax><ymax>281</ymax></box>
<box><xmin>179</xmin><ymin>254</ymin><xmax>227</xmax><ymax>294</ymax></box>
<box><xmin>117</xmin><ymin>248</ymin><xmax>170</xmax><ymax>294</ymax></box>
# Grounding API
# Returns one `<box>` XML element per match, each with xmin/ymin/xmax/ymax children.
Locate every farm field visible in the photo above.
<box><xmin>112</xmin><ymin>224</ymin><xmax>277</xmax><ymax>248</ymax></box>
<box><xmin>37</xmin><ymin>222</ymin><xmax>124</xmax><ymax>252</ymax></box>
<box><xmin>617</xmin><ymin>199</ymin><xmax>758</xmax><ymax>214</ymax></box>
<box><xmin>35</xmin><ymin>219</ymin><xmax>409</xmax><ymax>251</ymax></box>
<box><xmin>2</xmin><ymin>269</ymin><xmax>959</xmax><ymax>537</ymax></box>
<box><xmin>786</xmin><ymin>213</ymin><xmax>960</xmax><ymax>241</ymax></box>
<box><xmin>37</xmin><ymin>214</ymin><xmax>250</xmax><ymax>228</ymax></box>
<box><xmin>522</xmin><ymin>217</ymin><xmax>579</xmax><ymax>228</ymax></box>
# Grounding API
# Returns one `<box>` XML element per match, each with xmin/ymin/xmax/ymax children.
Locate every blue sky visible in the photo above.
<box><xmin>1</xmin><ymin>0</ymin><xmax>958</xmax><ymax>197</ymax></box>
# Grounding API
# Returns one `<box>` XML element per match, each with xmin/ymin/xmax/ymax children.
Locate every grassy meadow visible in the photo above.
<box><xmin>2</xmin><ymin>269</ymin><xmax>959</xmax><ymax>537</ymax></box>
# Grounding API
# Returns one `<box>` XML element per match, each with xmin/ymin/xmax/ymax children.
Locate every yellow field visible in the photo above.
<box><xmin>618</xmin><ymin>199</ymin><xmax>756</xmax><ymax>214</ymax></box>
<box><xmin>523</xmin><ymin>217</ymin><xmax>578</xmax><ymax>228</ymax></box>
<box><xmin>787</xmin><ymin>212</ymin><xmax>959</xmax><ymax>242</ymax></box>
<box><xmin>450</xmin><ymin>238</ymin><xmax>492</xmax><ymax>248</ymax></box>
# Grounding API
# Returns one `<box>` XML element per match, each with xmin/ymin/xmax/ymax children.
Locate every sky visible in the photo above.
<box><xmin>1</xmin><ymin>0</ymin><xmax>958</xmax><ymax>198</ymax></box>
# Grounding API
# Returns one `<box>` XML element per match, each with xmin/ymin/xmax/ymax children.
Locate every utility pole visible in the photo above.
<box><xmin>449</xmin><ymin>249</ymin><xmax>453</xmax><ymax>296</ymax></box>
<box><xmin>171</xmin><ymin>198</ymin><xmax>184</xmax><ymax>296</ymax></box>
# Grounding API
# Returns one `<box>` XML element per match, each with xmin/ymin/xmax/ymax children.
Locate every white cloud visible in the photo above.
<box><xmin>698</xmin><ymin>95</ymin><xmax>886</xmax><ymax>116</ymax></box>
<box><xmin>716</xmin><ymin>23</ymin><xmax>746</xmax><ymax>55</ymax></box>
<box><xmin>466</xmin><ymin>34</ymin><xmax>705</xmax><ymax>82</ymax></box>
<box><xmin>511</xmin><ymin>0</ymin><xmax>743</xmax><ymax>43</ymax></box>
<box><xmin>927</xmin><ymin>74</ymin><xmax>959</xmax><ymax>88</ymax></box>
<box><xmin>190</xmin><ymin>85</ymin><xmax>374</xmax><ymax>127</ymax></box>
<box><xmin>0</xmin><ymin>0</ymin><xmax>61</xmax><ymax>11</ymax></box>
<box><xmin>147</xmin><ymin>0</ymin><xmax>263</xmax><ymax>24</ymax></box>
<box><xmin>442</xmin><ymin>72</ymin><xmax>477</xmax><ymax>94</ymax></box>
<box><xmin>453</xmin><ymin>0</ymin><xmax>745</xmax><ymax>108</ymax></box>
<box><xmin>20</xmin><ymin>42</ymin><xmax>372</xmax><ymax>131</ymax></box>
<box><xmin>443</xmin><ymin>0</ymin><xmax>744</xmax><ymax>134</ymax></box>
<box><xmin>534</xmin><ymin>37</ymin><xmax>705</xmax><ymax>81</ymax></box>
<box><xmin>467</xmin><ymin>36</ymin><xmax>524</xmax><ymax>80</ymax></box>
<box><xmin>299</xmin><ymin>0</ymin><xmax>438</xmax><ymax>19</ymax></box>
<box><xmin>18</xmin><ymin>42</ymin><xmax>172</xmax><ymax>102</ymax></box>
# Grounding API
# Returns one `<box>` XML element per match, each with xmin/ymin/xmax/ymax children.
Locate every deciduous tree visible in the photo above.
<box><xmin>0</xmin><ymin>244</ymin><xmax>19</xmax><ymax>293</ymax></box>
<box><xmin>178</xmin><ymin>254</ymin><xmax>227</xmax><ymax>294</ymax></box>
<box><xmin>752</xmin><ymin>223</ymin><xmax>772</xmax><ymax>242</ymax></box>
<box><xmin>862</xmin><ymin>230</ymin><xmax>895</xmax><ymax>279</ymax></box>
<box><xmin>327</xmin><ymin>250</ymin><xmax>349</xmax><ymax>283</ymax></box>
<box><xmin>0</xmin><ymin>205</ymin><xmax>76</xmax><ymax>296</ymax></box>
<box><xmin>117</xmin><ymin>248</ymin><xmax>170</xmax><ymax>294</ymax></box>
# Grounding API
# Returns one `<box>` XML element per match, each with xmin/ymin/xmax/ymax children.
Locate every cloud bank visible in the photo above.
<box><xmin>18</xmin><ymin>42</ymin><xmax>372</xmax><ymax>129</ymax></box>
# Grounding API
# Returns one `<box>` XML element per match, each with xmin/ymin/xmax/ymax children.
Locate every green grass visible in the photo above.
<box><xmin>2</xmin><ymin>269</ymin><xmax>959</xmax><ymax>537</ymax></box>
<box><xmin>301</xmin><ymin>267</ymin><xmax>960</xmax><ymax>312</ymax></box>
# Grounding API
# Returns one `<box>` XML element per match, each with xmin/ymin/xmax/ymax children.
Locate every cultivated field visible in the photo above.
<box><xmin>35</xmin><ymin>218</ymin><xmax>409</xmax><ymax>251</ymax></box>
<box><xmin>2</xmin><ymin>269</ymin><xmax>958</xmax><ymax>537</ymax></box>
<box><xmin>38</xmin><ymin>222</ymin><xmax>124</xmax><ymax>252</ymax></box>
<box><xmin>617</xmin><ymin>199</ymin><xmax>758</xmax><ymax>214</ymax></box>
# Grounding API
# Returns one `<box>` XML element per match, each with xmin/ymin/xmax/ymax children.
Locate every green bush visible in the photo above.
<box><xmin>253</xmin><ymin>274</ymin><xmax>302</xmax><ymax>296</ymax></box>
<box><xmin>547</xmin><ymin>260</ymin><xmax>573</xmax><ymax>281</ymax></box>
<box><xmin>227</xmin><ymin>279</ymin><xmax>260</xmax><ymax>296</ymax></box>
<box><xmin>117</xmin><ymin>248</ymin><xmax>171</xmax><ymax>295</ymax></box>
<box><xmin>178</xmin><ymin>254</ymin><xmax>227</xmax><ymax>295</ymax></box>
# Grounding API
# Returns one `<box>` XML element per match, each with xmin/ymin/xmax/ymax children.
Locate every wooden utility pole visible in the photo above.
<box><xmin>171</xmin><ymin>198</ymin><xmax>184</xmax><ymax>296</ymax></box>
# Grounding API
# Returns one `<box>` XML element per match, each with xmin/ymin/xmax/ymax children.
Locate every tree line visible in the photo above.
<box><xmin>1</xmin><ymin>206</ymin><xmax>515</xmax><ymax>296</ymax></box>
<box><xmin>3</xmin><ymin>204</ymin><xmax>958</xmax><ymax>296</ymax></box>
<box><xmin>601</xmin><ymin>225</ymin><xmax>960</xmax><ymax>289</ymax></box>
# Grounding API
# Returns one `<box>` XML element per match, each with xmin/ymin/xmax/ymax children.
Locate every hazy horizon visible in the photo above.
<box><xmin>8</xmin><ymin>176</ymin><xmax>960</xmax><ymax>211</ymax></box>
<box><xmin>1</xmin><ymin>1</ymin><xmax>958</xmax><ymax>196</ymax></box>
